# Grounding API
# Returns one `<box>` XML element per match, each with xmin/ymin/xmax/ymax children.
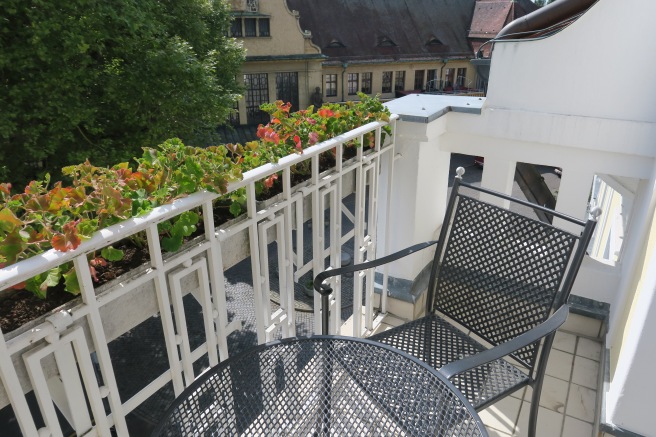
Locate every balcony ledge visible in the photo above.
<box><xmin>385</xmin><ymin>94</ymin><xmax>485</xmax><ymax>123</ymax></box>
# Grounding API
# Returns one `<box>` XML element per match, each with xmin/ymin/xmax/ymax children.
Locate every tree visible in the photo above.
<box><xmin>0</xmin><ymin>0</ymin><xmax>244</xmax><ymax>188</ymax></box>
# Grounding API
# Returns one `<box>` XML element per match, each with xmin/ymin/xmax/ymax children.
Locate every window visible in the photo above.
<box><xmin>456</xmin><ymin>68</ymin><xmax>467</xmax><ymax>88</ymax></box>
<box><xmin>394</xmin><ymin>71</ymin><xmax>405</xmax><ymax>91</ymax></box>
<box><xmin>427</xmin><ymin>69</ymin><xmax>438</xmax><ymax>91</ymax></box>
<box><xmin>258</xmin><ymin>18</ymin><xmax>270</xmax><ymax>37</ymax></box>
<box><xmin>414</xmin><ymin>70</ymin><xmax>425</xmax><ymax>90</ymax></box>
<box><xmin>230</xmin><ymin>17</ymin><xmax>269</xmax><ymax>37</ymax></box>
<box><xmin>377</xmin><ymin>36</ymin><xmax>396</xmax><ymax>47</ymax></box>
<box><xmin>276</xmin><ymin>72</ymin><xmax>299</xmax><ymax>112</ymax></box>
<box><xmin>347</xmin><ymin>73</ymin><xmax>359</xmax><ymax>95</ymax></box>
<box><xmin>325</xmin><ymin>74</ymin><xmax>337</xmax><ymax>97</ymax></box>
<box><xmin>230</xmin><ymin>18</ymin><xmax>242</xmax><ymax>37</ymax></box>
<box><xmin>382</xmin><ymin>71</ymin><xmax>392</xmax><ymax>93</ymax></box>
<box><xmin>244</xmin><ymin>73</ymin><xmax>269</xmax><ymax>125</ymax></box>
<box><xmin>244</xmin><ymin>18</ymin><xmax>257</xmax><ymax>37</ymax></box>
<box><xmin>587</xmin><ymin>174</ymin><xmax>633</xmax><ymax>264</ymax></box>
<box><xmin>361</xmin><ymin>72</ymin><xmax>372</xmax><ymax>94</ymax></box>
<box><xmin>444</xmin><ymin>68</ymin><xmax>454</xmax><ymax>88</ymax></box>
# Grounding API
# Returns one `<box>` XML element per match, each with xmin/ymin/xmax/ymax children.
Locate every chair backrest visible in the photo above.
<box><xmin>427</xmin><ymin>173</ymin><xmax>598</xmax><ymax>369</ymax></box>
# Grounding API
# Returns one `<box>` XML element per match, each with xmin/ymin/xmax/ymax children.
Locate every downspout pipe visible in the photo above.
<box><xmin>341</xmin><ymin>62</ymin><xmax>348</xmax><ymax>102</ymax></box>
<box><xmin>496</xmin><ymin>0</ymin><xmax>597</xmax><ymax>40</ymax></box>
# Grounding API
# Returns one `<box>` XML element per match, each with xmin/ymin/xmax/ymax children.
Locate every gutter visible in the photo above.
<box><xmin>496</xmin><ymin>0</ymin><xmax>597</xmax><ymax>40</ymax></box>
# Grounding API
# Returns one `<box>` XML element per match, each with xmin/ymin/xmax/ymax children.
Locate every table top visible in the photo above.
<box><xmin>153</xmin><ymin>336</ymin><xmax>488</xmax><ymax>436</ymax></box>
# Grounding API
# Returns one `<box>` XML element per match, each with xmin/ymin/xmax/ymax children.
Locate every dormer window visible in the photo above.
<box><xmin>377</xmin><ymin>36</ymin><xmax>397</xmax><ymax>47</ymax></box>
<box><xmin>426</xmin><ymin>36</ymin><xmax>443</xmax><ymax>46</ymax></box>
<box><xmin>326</xmin><ymin>39</ymin><xmax>346</xmax><ymax>48</ymax></box>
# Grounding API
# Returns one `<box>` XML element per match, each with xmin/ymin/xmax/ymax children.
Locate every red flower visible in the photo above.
<box><xmin>318</xmin><ymin>109</ymin><xmax>335</xmax><ymax>118</ymax></box>
<box><xmin>264</xmin><ymin>174</ymin><xmax>278</xmax><ymax>188</ymax></box>
<box><xmin>294</xmin><ymin>135</ymin><xmax>302</xmax><ymax>151</ymax></box>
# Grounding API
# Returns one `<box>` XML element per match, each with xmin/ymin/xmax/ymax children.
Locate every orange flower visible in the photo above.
<box><xmin>318</xmin><ymin>109</ymin><xmax>335</xmax><ymax>118</ymax></box>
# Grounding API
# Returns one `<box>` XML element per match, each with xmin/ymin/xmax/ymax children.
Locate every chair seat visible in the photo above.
<box><xmin>370</xmin><ymin>314</ymin><xmax>530</xmax><ymax>409</ymax></box>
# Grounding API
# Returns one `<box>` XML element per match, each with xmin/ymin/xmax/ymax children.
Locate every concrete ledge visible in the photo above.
<box><xmin>385</xmin><ymin>94</ymin><xmax>484</xmax><ymax>124</ymax></box>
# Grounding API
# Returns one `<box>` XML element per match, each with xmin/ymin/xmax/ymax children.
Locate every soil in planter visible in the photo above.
<box><xmin>0</xmin><ymin>284</ymin><xmax>76</xmax><ymax>333</ymax></box>
<box><xmin>0</xmin><ymin>242</ymin><xmax>150</xmax><ymax>334</ymax></box>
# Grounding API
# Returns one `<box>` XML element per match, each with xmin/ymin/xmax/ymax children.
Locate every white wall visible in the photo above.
<box><xmin>479</xmin><ymin>0</ymin><xmax>656</xmax><ymax>433</ymax></box>
<box><xmin>486</xmin><ymin>0</ymin><xmax>656</xmax><ymax>124</ymax></box>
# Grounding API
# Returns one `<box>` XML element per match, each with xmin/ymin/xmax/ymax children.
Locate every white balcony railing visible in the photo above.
<box><xmin>0</xmin><ymin>116</ymin><xmax>397</xmax><ymax>436</ymax></box>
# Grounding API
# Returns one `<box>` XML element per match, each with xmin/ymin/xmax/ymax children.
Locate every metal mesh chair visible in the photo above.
<box><xmin>314</xmin><ymin>168</ymin><xmax>599</xmax><ymax>437</ymax></box>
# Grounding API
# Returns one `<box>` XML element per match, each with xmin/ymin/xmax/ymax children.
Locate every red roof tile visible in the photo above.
<box><xmin>469</xmin><ymin>1</ymin><xmax>512</xmax><ymax>38</ymax></box>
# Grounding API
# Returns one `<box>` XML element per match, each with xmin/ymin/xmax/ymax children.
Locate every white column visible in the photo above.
<box><xmin>554</xmin><ymin>167</ymin><xmax>595</xmax><ymax>232</ymax></box>
<box><xmin>379</xmin><ymin>117</ymin><xmax>450</xmax><ymax>281</ymax></box>
<box><xmin>480</xmin><ymin>157</ymin><xmax>516</xmax><ymax>207</ymax></box>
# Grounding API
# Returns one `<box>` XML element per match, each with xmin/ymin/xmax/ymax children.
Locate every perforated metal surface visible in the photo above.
<box><xmin>153</xmin><ymin>337</ymin><xmax>487</xmax><ymax>436</ymax></box>
<box><xmin>372</xmin><ymin>315</ymin><xmax>529</xmax><ymax>407</ymax></box>
<box><xmin>434</xmin><ymin>196</ymin><xmax>577</xmax><ymax>367</ymax></box>
<box><xmin>371</xmin><ymin>186</ymin><xmax>589</xmax><ymax>411</ymax></box>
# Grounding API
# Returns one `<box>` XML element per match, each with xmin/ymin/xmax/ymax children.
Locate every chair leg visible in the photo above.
<box><xmin>528</xmin><ymin>373</ymin><xmax>547</xmax><ymax>437</ymax></box>
<box><xmin>528</xmin><ymin>386</ymin><xmax>540</xmax><ymax>437</ymax></box>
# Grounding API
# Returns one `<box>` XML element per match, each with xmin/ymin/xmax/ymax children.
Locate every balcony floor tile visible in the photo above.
<box><xmin>374</xmin><ymin>313</ymin><xmax>603</xmax><ymax>437</ymax></box>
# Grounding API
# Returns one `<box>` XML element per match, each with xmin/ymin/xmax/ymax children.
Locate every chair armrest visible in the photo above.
<box><xmin>439</xmin><ymin>305</ymin><xmax>570</xmax><ymax>379</ymax></box>
<box><xmin>313</xmin><ymin>240</ymin><xmax>438</xmax><ymax>296</ymax></box>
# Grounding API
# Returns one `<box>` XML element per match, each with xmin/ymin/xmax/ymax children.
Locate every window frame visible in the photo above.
<box><xmin>361</xmin><ymin>72</ymin><xmax>372</xmax><ymax>94</ymax></box>
<box><xmin>444</xmin><ymin>68</ymin><xmax>455</xmax><ymax>88</ymax></box>
<box><xmin>258</xmin><ymin>18</ymin><xmax>270</xmax><ymax>37</ymax></box>
<box><xmin>394</xmin><ymin>71</ymin><xmax>405</xmax><ymax>92</ymax></box>
<box><xmin>382</xmin><ymin>71</ymin><xmax>393</xmax><ymax>93</ymax></box>
<box><xmin>244</xmin><ymin>18</ymin><xmax>257</xmax><ymax>37</ymax></box>
<box><xmin>230</xmin><ymin>18</ymin><xmax>242</xmax><ymax>37</ymax></box>
<box><xmin>456</xmin><ymin>68</ymin><xmax>467</xmax><ymax>88</ymax></box>
<box><xmin>325</xmin><ymin>74</ymin><xmax>337</xmax><ymax>97</ymax></box>
<box><xmin>244</xmin><ymin>73</ymin><xmax>269</xmax><ymax>124</ymax></box>
<box><xmin>414</xmin><ymin>70</ymin><xmax>425</xmax><ymax>90</ymax></box>
<box><xmin>347</xmin><ymin>73</ymin><xmax>359</xmax><ymax>95</ymax></box>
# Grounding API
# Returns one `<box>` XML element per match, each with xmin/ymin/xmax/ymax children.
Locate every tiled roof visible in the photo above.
<box><xmin>468</xmin><ymin>1</ymin><xmax>513</xmax><ymax>38</ymax></box>
<box><xmin>286</xmin><ymin>0</ymin><xmax>478</xmax><ymax>61</ymax></box>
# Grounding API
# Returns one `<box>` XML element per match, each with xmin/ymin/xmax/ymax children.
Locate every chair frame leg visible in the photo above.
<box><xmin>528</xmin><ymin>377</ymin><xmax>543</xmax><ymax>437</ymax></box>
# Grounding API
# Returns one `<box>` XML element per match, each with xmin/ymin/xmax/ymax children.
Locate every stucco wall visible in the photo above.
<box><xmin>486</xmin><ymin>0</ymin><xmax>656</xmax><ymax>123</ymax></box>
<box><xmin>237</xmin><ymin>0</ymin><xmax>320</xmax><ymax>57</ymax></box>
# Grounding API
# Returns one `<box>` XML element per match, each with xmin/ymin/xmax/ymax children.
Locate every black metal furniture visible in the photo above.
<box><xmin>314</xmin><ymin>168</ymin><xmax>599</xmax><ymax>437</ymax></box>
<box><xmin>152</xmin><ymin>336</ymin><xmax>488</xmax><ymax>436</ymax></box>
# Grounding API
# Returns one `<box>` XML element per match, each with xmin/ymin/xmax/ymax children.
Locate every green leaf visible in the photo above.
<box><xmin>170</xmin><ymin>211</ymin><xmax>199</xmax><ymax>238</ymax></box>
<box><xmin>229</xmin><ymin>202</ymin><xmax>242</xmax><ymax>217</ymax></box>
<box><xmin>25</xmin><ymin>267</ymin><xmax>61</xmax><ymax>299</ymax></box>
<box><xmin>77</xmin><ymin>219</ymin><xmax>99</xmax><ymax>239</ymax></box>
<box><xmin>101</xmin><ymin>246</ymin><xmax>124</xmax><ymax>261</ymax></box>
<box><xmin>63</xmin><ymin>268</ymin><xmax>81</xmax><ymax>295</ymax></box>
<box><xmin>0</xmin><ymin>231</ymin><xmax>27</xmax><ymax>264</ymax></box>
<box><xmin>0</xmin><ymin>208</ymin><xmax>22</xmax><ymax>233</ymax></box>
<box><xmin>161</xmin><ymin>234</ymin><xmax>183</xmax><ymax>252</ymax></box>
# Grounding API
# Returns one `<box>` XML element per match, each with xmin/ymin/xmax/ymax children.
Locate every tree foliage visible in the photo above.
<box><xmin>0</xmin><ymin>0</ymin><xmax>244</xmax><ymax>187</ymax></box>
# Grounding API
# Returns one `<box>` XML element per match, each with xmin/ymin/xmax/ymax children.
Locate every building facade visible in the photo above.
<box><xmin>229</xmin><ymin>0</ymin><xmax>537</xmax><ymax>125</ymax></box>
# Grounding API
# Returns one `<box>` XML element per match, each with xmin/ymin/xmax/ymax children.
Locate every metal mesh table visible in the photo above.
<box><xmin>152</xmin><ymin>336</ymin><xmax>487</xmax><ymax>436</ymax></box>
